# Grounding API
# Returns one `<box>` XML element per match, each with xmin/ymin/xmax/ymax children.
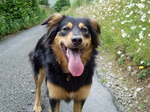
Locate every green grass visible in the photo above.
<box><xmin>64</xmin><ymin>0</ymin><xmax>150</xmax><ymax>78</ymax></box>
<box><xmin>99</xmin><ymin>78</ymin><xmax>107</xmax><ymax>83</ymax></box>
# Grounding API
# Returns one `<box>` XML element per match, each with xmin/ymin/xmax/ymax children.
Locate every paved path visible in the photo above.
<box><xmin>0</xmin><ymin>25</ymin><xmax>119</xmax><ymax>112</ymax></box>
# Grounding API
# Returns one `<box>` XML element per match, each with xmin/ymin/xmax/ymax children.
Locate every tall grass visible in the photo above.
<box><xmin>64</xmin><ymin>0</ymin><xmax>150</xmax><ymax>77</ymax></box>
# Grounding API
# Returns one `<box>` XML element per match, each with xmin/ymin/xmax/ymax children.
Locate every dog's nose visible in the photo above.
<box><xmin>72</xmin><ymin>36</ymin><xmax>82</xmax><ymax>46</ymax></box>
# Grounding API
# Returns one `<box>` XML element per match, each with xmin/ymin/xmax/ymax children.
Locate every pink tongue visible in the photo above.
<box><xmin>67</xmin><ymin>49</ymin><xmax>84</xmax><ymax>77</ymax></box>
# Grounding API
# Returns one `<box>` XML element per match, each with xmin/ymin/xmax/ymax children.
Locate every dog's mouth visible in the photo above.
<box><xmin>61</xmin><ymin>43</ymin><xmax>84</xmax><ymax>77</ymax></box>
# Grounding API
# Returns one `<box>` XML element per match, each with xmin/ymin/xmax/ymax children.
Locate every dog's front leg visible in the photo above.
<box><xmin>73</xmin><ymin>100</ymin><xmax>85</xmax><ymax>112</ymax></box>
<box><xmin>49</xmin><ymin>98</ymin><xmax>60</xmax><ymax>112</ymax></box>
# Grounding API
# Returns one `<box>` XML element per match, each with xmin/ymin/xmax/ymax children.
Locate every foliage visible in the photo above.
<box><xmin>118</xmin><ymin>56</ymin><xmax>126</xmax><ymax>65</ymax></box>
<box><xmin>61</xmin><ymin>6</ymin><xmax>70</xmax><ymax>11</ymax></box>
<box><xmin>53</xmin><ymin>0</ymin><xmax>70</xmax><ymax>12</ymax></box>
<box><xmin>137</xmin><ymin>69</ymin><xmax>150</xmax><ymax>79</ymax></box>
<box><xmin>65</xmin><ymin>0</ymin><xmax>150</xmax><ymax>78</ymax></box>
<box><xmin>0</xmin><ymin>0</ymin><xmax>46</xmax><ymax>39</ymax></box>
<box><xmin>39</xmin><ymin>0</ymin><xmax>49</xmax><ymax>6</ymax></box>
<box><xmin>71</xmin><ymin>0</ymin><xmax>92</xmax><ymax>8</ymax></box>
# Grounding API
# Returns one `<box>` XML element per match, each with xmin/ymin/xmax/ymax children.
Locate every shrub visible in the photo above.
<box><xmin>53</xmin><ymin>0</ymin><xmax>70</xmax><ymax>12</ymax></box>
<box><xmin>39</xmin><ymin>0</ymin><xmax>49</xmax><ymax>6</ymax></box>
<box><xmin>0</xmin><ymin>0</ymin><xmax>46</xmax><ymax>39</ymax></box>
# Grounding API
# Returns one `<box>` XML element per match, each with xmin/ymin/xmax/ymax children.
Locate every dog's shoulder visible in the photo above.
<box><xmin>34</xmin><ymin>34</ymin><xmax>48</xmax><ymax>51</ymax></box>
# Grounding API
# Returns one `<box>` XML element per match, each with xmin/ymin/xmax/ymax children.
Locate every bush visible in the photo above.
<box><xmin>0</xmin><ymin>0</ymin><xmax>46</xmax><ymax>39</ymax></box>
<box><xmin>62</xmin><ymin>6</ymin><xmax>70</xmax><ymax>11</ymax></box>
<box><xmin>53</xmin><ymin>0</ymin><xmax>70</xmax><ymax>12</ymax></box>
<box><xmin>39</xmin><ymin>0</ymin><xmax>49</xmax><ymax>6</ymax></box>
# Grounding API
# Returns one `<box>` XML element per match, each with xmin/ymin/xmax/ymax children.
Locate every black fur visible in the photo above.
<box><xmin>49</xmin><ymin>98</ymin><xmax>57</xmax><ymax>112</ymax></box>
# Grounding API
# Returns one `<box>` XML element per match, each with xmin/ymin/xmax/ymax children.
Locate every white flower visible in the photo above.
<box><xmin>141</xmin><ymin>0</ymin><xmax>145</xmax><ymax>2</ymax></box>
<box><xmin>141</xmin><ymin>13</ymin><xmax>146</xmax><ymax>22</ymax></box>
<box><xmin>121</xmin><ymin>29</ymin><xmax>127</xmax><ymax>38</ymax></box>
<box><xmin>148</xmin><ymin>34</ymin><xmax>150</xmax><ymax>36</ymax></box>
<box><xmin>117</xmin><ymin>18</ymin><xmax>120</xmax><ymax>21</ymax></box>
<box><xmin>111</xmin><ymin>27</ymin><xmax>115</xmax><ymax>30</ymax></box>
<box><xmin>121</xmin><ymin>54</ymin><xmax>124</xmax><ymax>57</ymax></box>
<box><xmin>139</xmin><ymin>31</ymin><xmax>144</xmax><ymax>39</ymax></box>
<box><xmin>117</xmin><ymin>51</ymin><xmax>122</xmax><ymax>54</ymax></box>
<box><xmin>148</xmin><ymin>10</ymin><xmax>150</xmax><ymax>14</ymax></box>
<box><xmin>92</xmin><ymin>15</ymin><xmax>96</xmax><ymax>18</ymax></box>
<box><xmin>136</xmin><ymin>3</ymin><xmax>145</xmax><ymax>9</ymax></box>
<box><xmin>131</xmin><ymin>26</ymin><xmax>137</xmax><ymax>30</ymax></box>
<box><xmin>142</xmin><ymin>27</ymin><xmax>146</xmax><ymax>30</ymax></box>
<box><xmin>135</xmin><ymin>38</ymin><xmax>139</xmax><ymax>42</ymax></box>
<box><xmin>149</xmin><ymin>19</ymin><xmax>150</xmax><ymax>23</ymax></box>
<box><xmin>112</xmin><ymin>20</ymin><xmax>116</xmax><ymax>23</ymax></box>
<box><xmin>122</xmin><ymin>33</ymin><xmax>127</xmax><ymax>38</ymax></box>
<box><xmin>127</xmin><ymin>66</ymin><xmax>132</xmax><ymax>71</ymax></box>
<box><xmin>140</xmin><ymin>61</ymin><xmax>144</xmax><ymax>64</ymax></box>
<box><xmin>139</xmin><ymin>43</ymin><xmax>142</xmax><ymax>46</ymax></box>
<box><xmin>137</xmin><ymin>48</ymin><xmax>141</xmax><ymax>53</ymax></box>
<box><xmin>126</xmin><ymin>15</ymin><xmax>130</xmax><ymax>18</ymax></box>
<box><xmin>121</xmin><ymin>21</ymin><xmax>125</xmax><ymax>24</ymax></box>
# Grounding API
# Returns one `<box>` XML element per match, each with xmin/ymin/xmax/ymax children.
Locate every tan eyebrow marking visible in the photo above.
<box><xmin>67</xmin><ymin>22</ymin><xmax>73</xmax><ymax>28</ymax></box>
<box><xmin>78</xmin><ymin>23</ymin><xmax>85</xmax><ymax>29</ymax></box>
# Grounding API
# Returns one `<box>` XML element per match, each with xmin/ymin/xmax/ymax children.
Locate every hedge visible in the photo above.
<box><xmin>0</xmin><ymin>0</ymin><xmax>46</xmax><ymax>39</ymax></box>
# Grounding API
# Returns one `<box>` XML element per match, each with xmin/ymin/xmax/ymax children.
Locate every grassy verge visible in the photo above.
<box><xmin>64</xmin><ymin>0</ymin><xmax>150</xmax><ymax>79</ymax></box>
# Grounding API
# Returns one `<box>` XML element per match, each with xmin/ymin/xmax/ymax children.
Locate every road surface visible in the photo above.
<box><xmin>0</xmin><ymin>25</ymin><xmax>119</xmax><ymax>112</ymax></box>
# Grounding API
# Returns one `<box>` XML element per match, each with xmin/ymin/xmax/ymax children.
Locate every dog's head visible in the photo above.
<box><xmin>42</xmin><ymin>13</ymin><xmax>100</xmax><ymax>77</ymax></box>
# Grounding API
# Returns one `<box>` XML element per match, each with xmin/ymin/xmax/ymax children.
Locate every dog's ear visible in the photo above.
<box><xmin>89</xmin><ymin>19</ymin><xmax>101</xmax><ymax>34</ymax></box>
<box><xmin>88</xmin><ymin>19</ymin><xmax>101</xmax><ymax>48</ymax></box>
<box><xmin>41</xmin><ymin>13</ymin><xmax>64</xmax><ymax>30</ymax></box>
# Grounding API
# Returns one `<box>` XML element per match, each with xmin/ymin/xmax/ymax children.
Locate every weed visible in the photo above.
<box><xmin>137</xmin><ymin>69</ymin><xmax>150</xmax><ymax>79</ymax></box>
<box><xmin>139</xmin><ymin>104</ymin><xmax>145</xmax><ymax>110</ymax></box>
<box><xmin>118</xmin><ymin>56</ymin><xmax>126</xmax><ymax>65</ymax></box>
<box><xmin>101</xmin><ymin>68</ymin><xmax>107</xmax><ymax>73</ymax></box>
<box><xmin>100</xmin><ymin>78</ymin><xmax>107</xmax><ymax>83</ymax></box>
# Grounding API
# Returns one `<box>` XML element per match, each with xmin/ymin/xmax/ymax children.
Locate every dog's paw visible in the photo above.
<box><xmin>33</xmin><ymin>105</ymin><xmax>42</xmax><ymax>112</ymax></box>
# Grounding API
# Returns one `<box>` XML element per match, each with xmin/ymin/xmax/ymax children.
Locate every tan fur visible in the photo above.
<box><xmin>89</xmin><ymin>19</ymin><xmax>100</xmax><ymax>33</ymax></box>
<box><xmin>67</xmin><ymin>22</ymin><xmax>73</xmax><ymax>29</ymax></box>
<box><xmin>33</xmin><ymin>69</ymin><xmax>46</xmax><ymax>112</ymax></box>
<box><xmin>52</xmin><ymin>29</ymin><xmax>92</xmax><ymax>73</ymax></box>
<box><xmin>47</xmin><ymin>82</ymin><xmax>91</xmax><ymax>100</ymax></box>
<box><xmin>74</xmin><ymin>101</ymin><xmax>82</xmax><ymax>112</ymax></box>
<box><xmin>51</xmin><ymin>33</ymin><xmax>73</xmax><ymax>73</ymax></box>
<box><xmin>48</xmin><ymin>13</ymin><xmax>63</xmax><ymax>31</ymax></box>
<box><xmin>78</xmin><ymin>23</ymin><xmax>85</xmax><ymax>29</ymax></box>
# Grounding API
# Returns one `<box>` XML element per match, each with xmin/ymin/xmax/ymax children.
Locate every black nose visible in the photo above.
<box><xmin>72</xmin><ymin>36</ymin><xmax>83</xmax><ymax>46</ymax></box>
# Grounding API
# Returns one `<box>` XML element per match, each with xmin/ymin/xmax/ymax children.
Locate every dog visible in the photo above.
<box><xmin>29</xmin><ymin>13</ymin><xmax>100</xmax><ymax>112</ymax></box>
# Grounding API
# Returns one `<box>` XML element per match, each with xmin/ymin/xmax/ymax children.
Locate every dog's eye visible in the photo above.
<box><xmin>62</xmin><ymin>27</ymin><xmax>70</xmax><ymax>32</ymax></box>
<box><xmin>81</xmin><ymin>27</ymin><xmax>88</xmax><ymax>32</ymax></box>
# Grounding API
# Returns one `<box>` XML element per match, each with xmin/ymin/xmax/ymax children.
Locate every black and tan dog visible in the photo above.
<box><xmin>29</xmin><ymin>13</ymin><xmax>100</xmax><ymax>112</ymax></box>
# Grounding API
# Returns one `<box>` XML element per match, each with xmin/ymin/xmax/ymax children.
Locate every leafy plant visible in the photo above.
<box><xmin>0</xmin><ymin>0</ymin><xmax>46</xmax><ymax>39</ymax></box>
<box><xmin>118</xmin><ymin>56</ymin><xmax>126</xmax><ymax>65</ymax></box>
<box><xmin>53</xmin><ymin>0</ymin><xmax>70</xmax><ymax>12</ymax></box>
<box><xmin>137</xmin><ymin>69</ymin><xmax>150</xmax><ymax>79</ymax></box>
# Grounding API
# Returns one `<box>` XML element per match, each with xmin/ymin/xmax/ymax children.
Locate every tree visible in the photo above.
<box><xmin>53</xmin><ymin>0</ymin><xmax>70</xmax><ymax>12</ymax></box>
<box><xmin>39</xmin><ymin>0</ymin><xmax>49</xmax><ymax>6</ymax></box>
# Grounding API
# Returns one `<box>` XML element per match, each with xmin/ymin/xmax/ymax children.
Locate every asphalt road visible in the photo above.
<box><xmin>0</xmin><ymin>25</ymin><xmax>119</xmax><ymax>112</ymax></box>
